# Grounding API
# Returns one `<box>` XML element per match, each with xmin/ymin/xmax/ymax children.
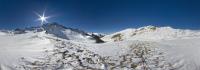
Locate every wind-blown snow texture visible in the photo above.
<box><xmin>0</xmin><ymin>24</ymin><xmax>200</xmax><ymax>70</ymax></box>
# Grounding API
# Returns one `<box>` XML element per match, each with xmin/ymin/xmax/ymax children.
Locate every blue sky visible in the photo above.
<box><xmin>0</xmin><ymin>0</ymin><xmax>200</xmax><ymax>33</ymax></box>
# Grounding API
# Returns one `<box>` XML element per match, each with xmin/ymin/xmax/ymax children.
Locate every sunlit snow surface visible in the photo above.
<box><xmin>1</xmin><ymin>26</ymin><xmax>200</xmax><ymax>70</ymax></box>
<box><xmin>159</xmin><ymin>38</ymin><xmax>200</xmax><ymax>70</ymax></box>
<box><xmin>0</xmin><ymin>32</ymin><xmax>54</xmax><ymax>70</ymax></box>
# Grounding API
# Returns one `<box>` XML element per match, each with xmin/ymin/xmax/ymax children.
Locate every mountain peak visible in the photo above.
<box><xmin>8</xmin><ymin>22</ymin><xmax>105</xmax><ymax>43</ymax></box>
<box><xmin>42</xmin><ymin>22</ymin><xmax>67</xmax><ymax>29</ymax></box>
<box><xmin>137</xmin><ymin>25</ymin><xmax>157</xmax><ymax>31</ymax></box>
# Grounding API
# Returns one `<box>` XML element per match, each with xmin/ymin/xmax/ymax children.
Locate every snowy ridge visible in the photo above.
<box><xmin>102</xmin><ymin>26</ymin><xmax>200</xmax><ymax>42</ymax></box>
<box><xmin>10</xmin><ymin>23</ymin><xmax>99</xmax><ymax>43</ymax></box>
<box><xmin>88</xmin><ymin>32</ymin><xmax>106</xmax><ymax>38</ymax></box>
<box><xmin>41</xmin><ymin>23</ymin><xmax>91</xmax><ymax>41</ymax></box>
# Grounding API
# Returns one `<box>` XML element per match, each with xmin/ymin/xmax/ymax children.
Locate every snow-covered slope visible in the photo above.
<box><xmin>0</xmin><ymin>31</ymin><xmax>55</xmax><ymax>70</ymax></box>
<box><xmin>1</xmin><ymin>25</ymin><xmax>200</xmax><ymax>70</ymax></box>
<box><xmin>13</xmin><ymin>23</ymin><xmax>99</xmax><ymax>43</ymax></box>
<box><xmin>25</xmin><ymin>23</ymin><xmax>88</xmax><ymax>40</ymax></box>
<box><xmin>42</xmin><ymin>23</ymin><xmax>90</xmax><ymax>40</ymax></box>
<box><xmin>158</xmin><ymin>38</ymin><xmax>200</xmax><ymax>70</ymax></box>
<box><xmin>102</xmin><ymin>26</ymin><xmax>200</xmax><ymax>42</ymax></box>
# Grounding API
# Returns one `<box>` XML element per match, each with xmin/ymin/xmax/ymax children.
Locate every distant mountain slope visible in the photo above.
<box><xmin>102</xmin><ymin>26</ymin><xmax>200</xmax><ymax>42</ymax></box>
<box><xmin>42</xmin><ymin>23</ymin><xmax>89</xmax><ymax>40</ymax></box>
<box><xmin>9</xmin><ymin>23</ymin><xmax>104</xmax><ymax>43</ymax></box>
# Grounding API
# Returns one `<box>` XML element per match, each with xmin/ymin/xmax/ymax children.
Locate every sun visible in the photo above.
<box><xmin>39</xmin><ymin>15</ymin><xmax>48</xmax><ymax>24</ymax></box>
<box><xmin>35</xmin><ymin>10</ymin><xmax>50</xmax><ymax>25</ymax></box>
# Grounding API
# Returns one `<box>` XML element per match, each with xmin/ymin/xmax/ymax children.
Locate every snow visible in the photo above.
<box><xmin>102</xmin><ymin>26</ymin><xmax>200</xmax><ymax>42</ymax></box>
<box><xmin>0</xmin><ymin>31</ymin><xmax>6</xmax><ymax>36</ymax></box>
<box><xmin>101</xmin><ymin>26</ymin><xmax>200</xmax><ymax>70</ymax></box>
<box><xmin>0</xmin><ymin>31</ymin><xmax>54</xmax><ymax>69</ymax></box>
<box><xmin>159</xmin><ymin>38</ymin><xmax>200</xmax><ymax>70</ymax></box>
<box><xmin>42</xmin><ymin>23</ymin><xmax>91</xmax><ymax>41</ymax></box>
<box><xmin>1</xmin><ymin>25</ymin><xmax>200</xmax><ymax>70</ymax></box>
<box><xmin>86</xmin><ymin>41</ymin><xmax>142</xmax><ymax>57</ymax></box>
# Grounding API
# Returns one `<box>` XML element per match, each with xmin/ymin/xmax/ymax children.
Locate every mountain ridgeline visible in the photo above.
<box><xmin>5</xmin><ymin>24</ymin><xmax>200</xmax><ymax>43</ymax></box>
<box><xmin>12</xmin><ymin>23</ymin><xmax>105</xmax><ymax>43</ymax></box>
<box><xmin>102</xmin><ymin>26</ymin><xmax>200</xmax><ymax>41</ymax></box>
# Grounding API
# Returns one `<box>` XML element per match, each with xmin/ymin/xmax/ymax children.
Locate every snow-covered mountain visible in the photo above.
<box><xmin>102</xmin><ymin>25</ymin><xmax>200</xmax><ymax>42</ymax></box>
<box><xmin>88</xmin><ymin>32</ymin><xmax>106</xmax><ymax>38</ymax></box>
<box><xmin>10</xmin><ymin>23</ymin><xmax>104</xmax><ymax>43</ymax></box>
<box><xmin>1</xmin><ymin>24</ymin><xmax>200</xmax><ymax>70</ymax></box>
<box><xmin>41</xmin><ymin>23</ymin><xmax>90</xmax><ymax>40</ymax></box>
<box><xmin>22</xmin><ymin>23</ymin><xmax>89</xmax><ymax>40</ymax></box>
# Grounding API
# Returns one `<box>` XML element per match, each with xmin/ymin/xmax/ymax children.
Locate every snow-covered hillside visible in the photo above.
<box><xmin>155</xmin><ymin>38</ymin><xmax>200</xmax><ymax>70</ymax></box>
<box><xmin>42</xmin><ymin>23</ymin><xmax>89</xmax><ymax>40</ymax></box>
<box><xmin>24</xmin><ymin>23</ymin><xmax>90</xmax><ymax>40</ymax></box>
<box><xmin>102</xmin><ymin>26</ymin><xmax>200</xmax><ymax>42</ymax></box>
<box><xmin>1</xmin><ymin>24</ymin><xmax>200</xmax><ymax>70</ymax></box>
<box><xmin>12</xmin><ymin>23</ymin><xmax>103</xmax><ymax>43</ymax></box>
<box><xmin>0</xmin><ymin>31</ymin><xmax>55</xmax><ymax>70</ymax></box>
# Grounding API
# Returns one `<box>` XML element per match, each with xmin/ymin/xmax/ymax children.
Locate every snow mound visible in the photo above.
<box><xmin>102</xmin><ymin>25</ymin><xmax>200</xmax><ymax>42</ymax></box>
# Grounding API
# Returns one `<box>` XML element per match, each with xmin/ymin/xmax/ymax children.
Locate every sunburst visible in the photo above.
<box><xmin>35</xmin><ymin>10</ymin><xmax>50</xmax><ymax>25</ymax></box>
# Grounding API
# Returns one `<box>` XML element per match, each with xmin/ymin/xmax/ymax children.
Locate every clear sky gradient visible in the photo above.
<box><xmin>0</xmin><ymin>0</ymin><xmax>200</xmax><ymax>33</ymax></box>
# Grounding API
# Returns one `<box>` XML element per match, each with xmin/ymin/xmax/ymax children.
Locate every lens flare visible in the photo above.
<box><xmin>35</xmin><ymin>10</ymin><xmax>50</xmax><ymax>25</ymax></box>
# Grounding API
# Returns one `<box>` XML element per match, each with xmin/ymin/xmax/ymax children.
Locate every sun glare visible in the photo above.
<box><xmin>35</xmin><ymin>10</ymin><xmax>50</xmax><ymax>25</ymax></box>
